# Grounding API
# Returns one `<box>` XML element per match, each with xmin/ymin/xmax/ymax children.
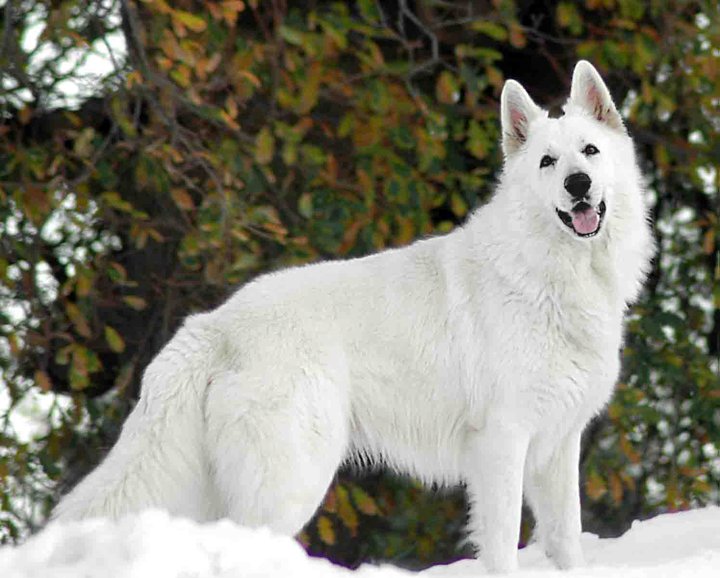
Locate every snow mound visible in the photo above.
<box><xmin>1</xmin><ymin>507</ymin><xmax>719</xmax><ymax>577</ymax></box>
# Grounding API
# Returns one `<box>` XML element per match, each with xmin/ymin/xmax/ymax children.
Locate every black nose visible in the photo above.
<box><xmin>564</xmin><ymin>173</ymin><xmax>591</xmax><ymax>200</ymax></box>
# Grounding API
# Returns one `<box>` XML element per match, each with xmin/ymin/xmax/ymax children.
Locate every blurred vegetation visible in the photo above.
<box><xmin>0</xmin><ymin>0</ymin><xmax>718</xmax><ymax>569</ymax></box>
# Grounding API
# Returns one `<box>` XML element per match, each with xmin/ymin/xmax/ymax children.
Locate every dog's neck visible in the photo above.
<box><xmin>459</xmin><ymin>204</ymin><xmax>630</xmax><ymax>312</ymax></box>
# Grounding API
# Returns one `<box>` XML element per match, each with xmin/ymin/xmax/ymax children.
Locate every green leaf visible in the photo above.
<box><xmin>298</xmin><ymin>193</ymin><xmax>313</xmax><ymax>219</ymax></box>
<box><xmin>104</xmin><ymin>325</ymin><xmax>126</xmax><ymax>353</ymax></box>
<box><xmin>357</xmin><ymin>0</ymin><xmax>381</xmax><ymax>23</ymax></box>
<box><xmin>556</xmin><ymin>3</ymin><xmax>583</xmax><ymax>35</ymax></box>
<box><xmin>255</xmin><ymin>127</ymin><xmax>275</xmax><ymax>165</ymax></box>
<box><xmin>279</xmin><ymin>25</ymin><xmax>304</xmax><ymax>46</ymax></box>
<box><xmin>471</xmin><ymin>21</ymin><xmax>507</xmax><ymax>41</ymax></box>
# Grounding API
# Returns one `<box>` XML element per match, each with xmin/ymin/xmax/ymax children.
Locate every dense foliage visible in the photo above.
<box><xmin>1</xmin><ymin>0</ymin><xmax>718</xmax><ymax>568</ymax></box>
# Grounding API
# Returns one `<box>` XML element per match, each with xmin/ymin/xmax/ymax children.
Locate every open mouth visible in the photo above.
<box><xmin>556</xmin><ymin>200</ymin><xmax>606</xmax><ymax>238</ymax></box>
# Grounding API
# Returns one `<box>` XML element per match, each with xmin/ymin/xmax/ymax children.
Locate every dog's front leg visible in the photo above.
<box><xmin>465</xmin><ymin>423</ymin><xmax>529</xmax><ymax>573</ymax></box>
<box><xmin>524</xmin><ymin>429</ymin><xmax>585</xmax><ymax>569</ymax></box>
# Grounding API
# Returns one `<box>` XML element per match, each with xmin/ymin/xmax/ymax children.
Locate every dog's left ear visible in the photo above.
<box><xmin>569</xmin><ymin>61</ymin><xmax>625</xmax><ymax>132</ymax></box>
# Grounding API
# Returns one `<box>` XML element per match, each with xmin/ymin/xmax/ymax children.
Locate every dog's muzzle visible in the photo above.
<box><xmin>556</xmin><ymin>172</ymin><xmax>605</xmax><ymax>237</ymax></box>
<box><xmin>556</xmin><ymin>200</ymin><xmax>606</xmax><ymax>238</ymax></box>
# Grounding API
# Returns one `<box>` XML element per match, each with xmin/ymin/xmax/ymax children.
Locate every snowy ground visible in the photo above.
<box><xmin>1</xmin><ymin>507</ymin><xmax>718</xmax><ymax>578</ymax></box>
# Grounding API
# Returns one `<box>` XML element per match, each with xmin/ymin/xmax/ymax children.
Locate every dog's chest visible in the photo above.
<box><xmin>478</xmin><ymin>278</ymin><xmax>623</xmax><ymax>422</ymax></box>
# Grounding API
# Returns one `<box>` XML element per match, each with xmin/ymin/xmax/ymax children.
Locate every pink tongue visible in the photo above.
<box><xmin>571</xmin><ymin>207</ymin><xmax>599</xmax><ymax>235</ymax></box>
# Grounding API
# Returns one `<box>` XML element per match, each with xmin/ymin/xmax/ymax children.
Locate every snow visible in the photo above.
<box><xmin>1</xmin><ymin>507</ymin><xmax>719</xmax><ymax>578</ymax></box>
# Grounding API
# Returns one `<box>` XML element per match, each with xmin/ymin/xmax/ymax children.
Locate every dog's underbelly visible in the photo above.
<box><xmin>345</xmin><ymin>357</ymin><xmax>469</xmax><ymax>483</ymax></box>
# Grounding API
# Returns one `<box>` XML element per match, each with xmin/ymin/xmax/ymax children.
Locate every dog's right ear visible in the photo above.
<box><xmin>501</xmin><ymin>80</ymin><xmax>542</xmax><ymax>156</ymax></box>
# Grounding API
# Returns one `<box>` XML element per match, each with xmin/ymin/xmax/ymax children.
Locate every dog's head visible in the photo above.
<box><xmin>500</xmin><ymin>61</ymin><xmax>628</xmax><ymax>240</ymax></box>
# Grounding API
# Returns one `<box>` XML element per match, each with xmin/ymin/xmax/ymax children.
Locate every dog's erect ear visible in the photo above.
<box><xmin>568</xmin><ymin>61</ymin><xmax>625</xmax><ymax>132</ymax></box>
<box><xmin>501</xmin><ymin>80</ymin><xmax>543</xmax><ymax>156</ymax></box>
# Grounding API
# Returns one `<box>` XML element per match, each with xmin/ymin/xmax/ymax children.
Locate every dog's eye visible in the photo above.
<box><xmin>540</xmin><ymin>155</ymin><xmax>556</xmax><ymax>168</ymax></box>
<box><xmin>583</xmin><ymin>144</ymin><xmax>599</xmax><ymax>156</ymax></box>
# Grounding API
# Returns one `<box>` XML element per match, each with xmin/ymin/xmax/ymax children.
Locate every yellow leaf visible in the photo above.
<box><xmin>703</xmin><ymin>229</ymin><xmax>715</xmax><ymax>255</ymax></box>
<box><xmin>509</xmin><ymin>22</ymin><xmax>527</xmax><ymax>48</ymax></box>
<box><xmin>323</xmin><ymin>487</ymin><xmax>337</xmax><ymax>513</ymax></box>
<box><xmin>222</xmin><ymin>0</ymin><xmax>245</xmax><ymax>26</ymax></box>
<box><xmin>609</xmin><ymin>472</ymin><xmax>623</xmax><ymax>505</ymax></box>
<box><xmin>22</xmin><ymin>186</ymin><xmax>50</xmax><ymax>225</ymax></box>
<box><xmin>170</xmin><ymin>65</ymin><xmax>192</xmax><ymax>88</ymax></box>
<box><xmin>159</xmin><ymin>32</ymin><xmax>181</xmax><ymax>61</ymax></box>
<box><xmin>620</xmin><ymin>436</ymin><xmax>641</xmax><ymax>464</ymax></box>
<box><xmin>123</xmin><ymin>296</ymin><xmax>147</xmax><ymax>311</ymax></box>
<box><xmin>66</xmin><ymin>302</ymin><xmax>92</xmax><ymax>338</ymax></box>
<box><xmin>171</xmin><ymin>188</ymin><xmax>195</xmax><ymax>210</ymax></box>
<box><xmin>70</xmin><ymin>347</ymin><xmax>90</xmax><ymax>390</ymax></box>
<box><xmin>298</xmin><ymin>62</ymin><xmax>322</xmax><ymax>114</ymax></box>
<box><xmin>262</xmin><ymin>221</ymin><xmax>288</xmax><ymax>241</ymax></box>
<box><xmin>74</xmin><ymin>127</ymin><xmax>96</xmax><ymax>158</ymax></box>
<box><xmin>34</xmin><ymin>370</ymin><xmax>52</xmax><ymax>392</ymax></box>
<box><xmin>317</xmin><ymin>516</ymin><xmax>335</xmax><ymax>545</ymax></box>
<box><xmin>225</xmin><ymin>95</ymin><xmax>238</xmax><ymax>119</ymax></box>
<box><xmin>255</xmin><ymin>127</ymin><xmax>275</xmax><ymax>165</ymax></box>
<box><xmin>104</xmin><ymin>325</ymin><xmax>126</xmax><ymax>353</ymax></box>
<box><xmin>351</xmin><ymin>486</ymin><xmax>379</xmax><ymax>516</ymax></box>
<box><xmin>338</xmin><ymin>219</ymin><xmax>364</xmax><ymax>254</ymax></box>
<box><xmin>238</xmin><ymin>70</ymin><xmax>260</xmax><ymax>88</ymax></box>
<box><xmin>620</xmin><ymin>471</ymin><xmax>636</xmax><ymax>493</ymax></box>
<box><xmin>486</xmin><ymin>65</ymin><xmax>504</xmax><ymax>90</ymax></box>
<box><xmin>296</xmin><ymin>531</ymin><xmax>310</xmax><ymax>548</ymax></box>
<box><xmin>336</xmin><ymin>485</ymin><xmax>359</xmax><ymax>535</ymax></box>
<box><xmin>76</xmin><ymin>268</ymin><xmax>93</xmax><ymax>297</ymax></box>
<box><xmin>18</xmin><ymin>106</ymin><xmax>33</xmax><ymax>125</ymax></box>
<box><xmin>556</xmin><ymin>3</ymin><xmax>579</xmax><ymax>29</ymax></box>
<box><xmin>418</xmin><ymin>536</ymin><xmax>434</xmax><ymax>560</ymax></box>
<box><xmin>585</xmin><ymin>471</ymin><xmax>607</xmax><ymax>501</ymax></box>
<box><xmin>173</xmin><ymin>10</ymin><xmax>207</xmax><ymax>33</ymax></box>
<box><xmin>126</xmin><ymin>70</ymin><xmax>143</xmax><ymax>88</ymax></box>
<box><xmin>298</xmin><ymin>193</ymin><xmax>313</xmax><ymax>219</ymax></box>
<box><xmin>205</xmin><ymin>52</ymin><xmax>222</xmax><ymax>74</ymax></box>
<box><xmin>395</xmin><ymin>216</ymin><xmax>415</xmax><ymax>245</ymax></box>
<box><xmin>450</xmin><ymin>193</ymin><xmax>468</xmax><ymax>217</ymax></box>
<box><xmin>436</xmin><ymin>70</ymin><xmax>460</xmax><ymax>105</ymax></box>
<box><xmin>219</xmin><ymin>110</ymin><xmax>240</xmax><ymax>130</ymax></box>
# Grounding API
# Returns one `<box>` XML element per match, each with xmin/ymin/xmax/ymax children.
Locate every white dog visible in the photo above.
<box><xmin>54</xmin><ymin>61</ymin><xmax>653</xmax><ymax>572</ymax></box>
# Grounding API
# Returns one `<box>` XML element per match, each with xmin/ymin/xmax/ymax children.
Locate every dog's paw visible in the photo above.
<box><xmin>483</xmin><ymin>553</ymin><xmax>519</xmax><ymax>574</ymax></box>
<box><xmin>546</xmin><ymin>539</ymin><xmax>585</xmax><ymax>570</ymax></box>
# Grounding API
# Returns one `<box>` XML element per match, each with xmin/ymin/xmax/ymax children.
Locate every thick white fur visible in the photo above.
<box><xmin>53</xmin><ymin>62</ymin><xmax>653</xmax><ymax>573</ymax></box>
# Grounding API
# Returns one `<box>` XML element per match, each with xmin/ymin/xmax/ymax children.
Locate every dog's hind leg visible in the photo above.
<box><xmin>204</xmin><ymin>366</ymin><xmax>349</xmax><ymax>534</ymax></box>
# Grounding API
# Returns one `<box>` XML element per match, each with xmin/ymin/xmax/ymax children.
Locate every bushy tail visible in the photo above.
<box><xmin>53</xmin><ymin>317</ymin><xmax>220</xmax><ymax>522</ymax></box>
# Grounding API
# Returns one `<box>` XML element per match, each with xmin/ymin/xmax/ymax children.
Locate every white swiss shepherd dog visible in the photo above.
<box><xmin>54</xmin><ymin>61</ymin><xmax>654</xmax><ymax>572</ymax></box>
